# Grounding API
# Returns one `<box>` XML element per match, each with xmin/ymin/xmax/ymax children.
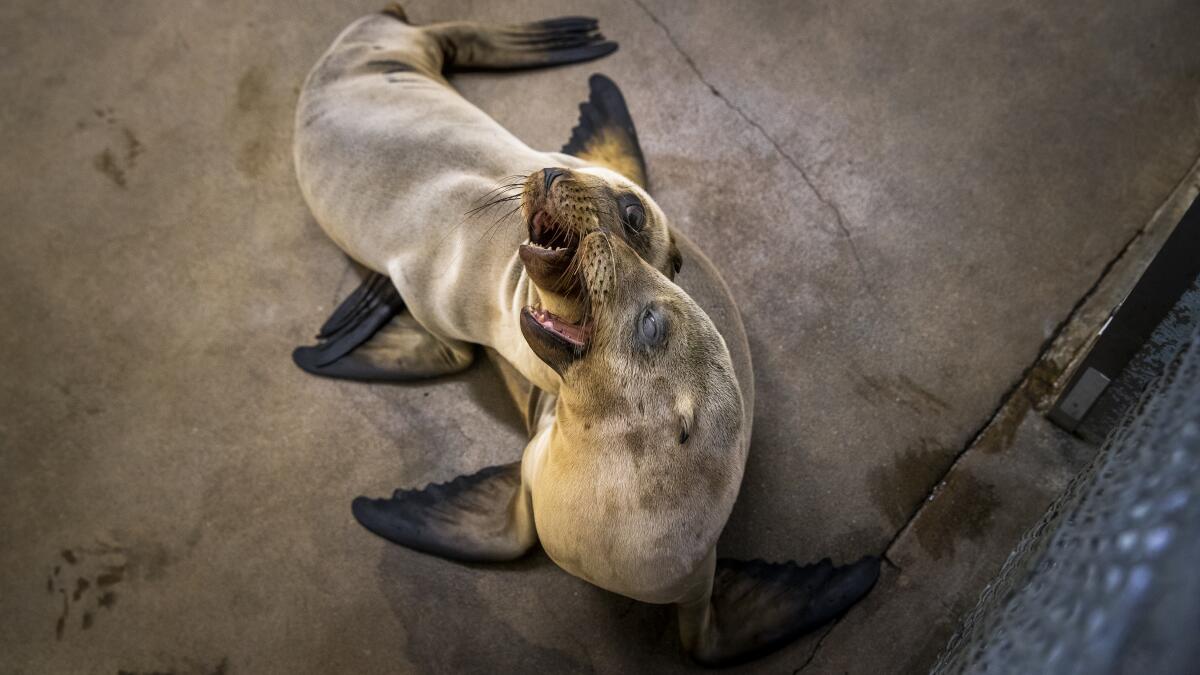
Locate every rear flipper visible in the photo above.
<box><xmin>386</xmin><ymin>6</ymin><xmax>618</xmax><ymax>72</ymax></box>
<box><xmin>679</xmin><ymin>556</ymin><xmax>881</xmax><ymax>667</ymax></box>
<box><xmin>562</xmin><ymin>74</ymin><xmax>648</xmax><ymax>188</ymax></box>
<box><xmin>292</xmin><ymin>271</ymin><xmax>474</xmax><ymax>381</ymax></box>
<box><xmin>351</xmin><ymin>463</ymin><xmax>537</xmax><ymax>562</ymax></box>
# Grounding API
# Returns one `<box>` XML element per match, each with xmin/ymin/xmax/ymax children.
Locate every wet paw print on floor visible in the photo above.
<box><xmin>47</xmin><ymin>544</ymin><xmax>127</xmax><ymax>639</ymax></box>
<box><xmin>75</xmin><ymin>106</ymin><xmax>145</xmax><ymax>189</ymax></box>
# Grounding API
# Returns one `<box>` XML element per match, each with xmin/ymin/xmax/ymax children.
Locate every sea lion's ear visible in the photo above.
<box><xmin>668</xmin><ymin>235</ymin><xmax>683</xmax><ymax>278</ymax></box>
<box><xmin>562</xmin><ymin>74</ymin><xmax>648</xmax><ymax>189</ymax></box>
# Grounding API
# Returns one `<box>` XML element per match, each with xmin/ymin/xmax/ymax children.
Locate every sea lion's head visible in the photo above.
<box><xmin>519</xmin><ymin>166</ymin><xmax>681</xmax><ymax>323</ymax></box>
<box><xmin>520</xmin><ymin>228</ymin><xmax>742</xmax><ymax>473</ymax></box>
<box><xmin>519</xmin><ymin>229</ymin><xmax>745</xmax><ymax>598</ymax></box>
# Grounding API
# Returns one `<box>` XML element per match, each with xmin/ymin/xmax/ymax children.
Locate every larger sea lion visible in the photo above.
<box><xmin>292</xmin><ymin>6</ymin><xmax>671</xmax><ymax>393</ymax></box>
<box><xmin>292</xmin><ymin>7</ymin><xmax>879</xmax><ymax>665</ymax></box>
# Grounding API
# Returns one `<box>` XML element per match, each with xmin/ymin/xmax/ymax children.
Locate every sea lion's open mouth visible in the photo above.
<box><xmin>520</xmin><ymin>304</ymin><xmax>592</xmax><ymax>374</ymax></box>
<box><xmin>523</xmin><ymin>305</ymin><xmax>591</xmax><ymax>347</ymax></box>
<box><xmin>519</xmin><ymin>210</ymin><xmax>580</xmax><ymax>294</ymax></box>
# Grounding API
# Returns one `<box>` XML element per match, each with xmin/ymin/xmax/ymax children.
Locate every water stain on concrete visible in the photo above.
<box><xmin>94</xmin><ymin>148</ymin><xmax>127</xmax><ymax>187</ymax></box>
<box><xmin>236</xmin><ymin>66</ymin><xmax>267</xmax><ymax>113</ymax></box>
<box><xmin>911</xmin><ymin>471</ymin><xmax>1000</xmax><ymax>560</ymax></box>
<box><xmin>91</xmin><ymin>117</ymin><xmax>145</xmax><ymax>189</ymax></box>
<box><xmin>237</xmin><ymin>138</ymin><xmax>269</xmax><ymax>177</ymax></box>
<box><xmin>377</xmin><ymin>547</ymin><xmax>590</xmax><ymax>673</ymax></box>
<box><xmin>1024</xmin><ymin>356</ymin><xmax>1066</xmax><ymax>405</ymax></box>
<box><xmin>234</xmin><ymin>66</ymin><xmax>273</xmax><ymax>178</ymax></box>
<box><xmin>853</xmin><ymin>371</ymin><xmax>950</xmax><ymax>417</ymax></box>
<box><xmin>867</xmin><ymin>438</ymin><xmax>951</xmax><ymax>528</ymax></box>
<box><xmin>49</xmin><ymin>544</ymin><xmax>125</xmax><ymax>639</ymax></box>
<box><xmin>124</xmin><ymin>127</ymin><xmax>145</xmax><ymax>165</ymax></box>
<box><xmin>54</xmin><ymin>589</ymin><xmax>67</xmax><ymax>640</ymax></box>
<box><xmin>72</xmin><ymin>577</ymin><xmax>89</xmax><ymax>601</ymax></box>
<box><xmin>47</xmin><ymin>537</ymin><xmax>184</xmax><ymax>640</ymax></box>
<box><xmin>977</xmin><ymin>391</ymin><xmax>1031</xmax><ymax>454</ymax></box>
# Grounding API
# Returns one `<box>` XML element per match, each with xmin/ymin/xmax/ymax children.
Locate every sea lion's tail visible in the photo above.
<box><xmin>383</xmin><ymin>6</ymin><xmax>618</xmax><ymax>72</ymax></box>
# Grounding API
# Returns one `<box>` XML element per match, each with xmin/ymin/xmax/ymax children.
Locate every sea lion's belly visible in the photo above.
<box><xmin>524</xmin><ymin>428</ymin><xmax>743</xmax><ymax>604</ymax></box>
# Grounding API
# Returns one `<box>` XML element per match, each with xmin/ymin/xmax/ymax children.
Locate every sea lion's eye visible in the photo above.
<box><xmin>621</xmin><ymin>196</ymin><xmax>646</xmax><ymax>234</ymax></box>
<box><xmin>624</xmin><ymin>204</ymin><xmax>645</xmax><ymax>232</ymax></box>
<box><xmin>637</xmin><ymin>306</ymin><xmax>666</xmax><ymax>346</ymax></box>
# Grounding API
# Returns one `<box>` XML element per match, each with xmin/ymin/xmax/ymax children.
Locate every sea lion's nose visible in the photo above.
<box><xmin>543</xmin><ymin>167</ymin><xmax>567</xmax><ymax>192</ymax></box>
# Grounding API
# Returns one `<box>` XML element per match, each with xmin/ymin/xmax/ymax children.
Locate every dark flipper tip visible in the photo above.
<box><xmin>560</xmin><ymin>71</ymin><xmax>647</xmax><ymax>187</ymax></box>
<box><xmin>291</xmin><ymin>345</ymin><xmax>325</xmax><ymax>374</ymax></box>
<box><xmin>695</xmin><ymin>555</ymin><xmax>882</xmax><ymax>667</ymax></box>
<box><xmin>351</xmin><ymin>496</ymin><xmax>397</xmax><ymax>540</ymax></box>
<box><xmin>808</xmin><ymin>556</ymin><xmax>880</xmax><ymax>623</ymax></box>
<box><xmin>540</xmin><ymin>40</ymin><xmax>619</xmax><ymax>66</ymax></box>
<box><xmin>441</xmin><ymin>16</ymin><xmax>618</xmax><ymax>72</ymax></box>
<box><xmin>349</xmin><ymin>464</ymin><xmax>531</xmax><ymax>563</ymax></box>
<box><xmin>291</xmin><ymin>346</ymin><xmax>401</xmax><ymax>383</ymax></box>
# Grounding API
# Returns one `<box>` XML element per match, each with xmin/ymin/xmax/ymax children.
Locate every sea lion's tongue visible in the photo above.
<box><xmin>528</xmin><ymin>306</ymin><xmax>590</xmax><ymax>347</ymax></box>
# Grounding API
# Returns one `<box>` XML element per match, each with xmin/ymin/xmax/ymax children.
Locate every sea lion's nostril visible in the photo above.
<box><xmin>543</xmin><ymin>167</ymin><xmax>567</xmax><ymax>192</ymax></box>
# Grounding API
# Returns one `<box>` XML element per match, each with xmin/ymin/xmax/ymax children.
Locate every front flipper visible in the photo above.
<box><xmin>680</xmin><ymin>556</ymin><xmax>880</xmax><ymax>667</ymax></box>
<box><xmin>351</xmin><ymin>463</ymin><xmax>537</xmax><ymax>562</ymax></box>
<box><xmin>562</xmin><ymin>74</ymin><xmax>648</xmax><ymax>188</ymax></box>
<box><xmin>292</xmin><ymin>271</ymin><xmax>474</xmax><ymax>382</ymax></box>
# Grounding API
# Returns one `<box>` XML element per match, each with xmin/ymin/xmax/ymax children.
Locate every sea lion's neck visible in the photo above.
<box><xmin>490</xmin><ymin>251</ymin><xmax>563</xmax><ymax>395</ymax></box>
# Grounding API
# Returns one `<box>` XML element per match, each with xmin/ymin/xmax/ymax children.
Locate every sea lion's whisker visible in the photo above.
<box><xmin>478</xmin><ymin>203</ymin><xmax>524</xmax><ymax>242</ymax></box>
<box><xmin>465</xmin><ymin>193</ymin><xmax>523</xmax><ymax>218</ymax></box>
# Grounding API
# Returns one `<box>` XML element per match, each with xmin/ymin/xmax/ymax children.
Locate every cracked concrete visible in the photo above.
<box><xmin>2</xmin><ymin>0</ymin><xmax>1199</xmax><ymax>673</ymax></box>
<box><xmin>632</xmin><ymin>0</ymin><xmax>872</xmax><ymax>286</ymax></box>
<box><xmin>805</xmin><ymin>155</ymin><xmax>1200</xmax><ymax>673</ymax></box>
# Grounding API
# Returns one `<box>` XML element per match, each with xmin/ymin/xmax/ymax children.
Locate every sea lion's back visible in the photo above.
<box><xmin>672</xmin><ymin>231</ymin><xmax>754</xmax><ymax>443</ymax></box>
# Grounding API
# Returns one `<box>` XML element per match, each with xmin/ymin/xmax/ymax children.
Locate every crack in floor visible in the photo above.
<box><xmin>783</xmin><ymin>219</ymin><xmax>1153</xmax><ymax>671</ymax></box>
<box><xmin>630</xmin><ymin>0</ymin><xmax>873</xmax><ymax>292</ymax></box>
<box><xmin>879</xmin><ymin>220</ymin><xmax>1149</xmax><ymax>556</ymax></box>
<box><xmin>792</xmin><ymin>621</ymin><xmax>838</xmax><ymax>674</ymax></box>
<box><xmin>627</xmin><ymin>7</ymin><xmax>1200</xmax><ymax>670</ymax></box>
<box><xmin>875</xmin><ymin>152</ymin><xmax>1200</xmax><ymax>568</ymax></box>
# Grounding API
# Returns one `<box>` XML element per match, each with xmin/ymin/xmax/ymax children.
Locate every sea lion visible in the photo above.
<box><xmin>292</xmin><ymin>7</ymin><xmax>673</xmax><ymax>395</ymax></box>
<box><xmin>292</xmin><ymin>7</ymin><xmax>879</xmax><ymax>666</ymax></box>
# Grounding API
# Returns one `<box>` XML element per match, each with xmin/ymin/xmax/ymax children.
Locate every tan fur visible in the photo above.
<box><xmin>524</xmin><ymin>233</ymin><xmax>747</xmax><ymax>603</ymax></box>
<box><xmin>297</xmin><ymin>10</ymin><xmax>753</xmax><ymax>621</ymax></box>
<box><xmin>295</xmin><ymin>15</ymin><xmax>674</xmax><ymax>394</ymax></box>
<box><xmin>575</xmin><ymin>128</ymin><xmax>647</xmax><ymax>188</ymax></box>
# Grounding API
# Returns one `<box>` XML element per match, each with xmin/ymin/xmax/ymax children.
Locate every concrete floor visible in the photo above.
<box><xmin>2</xmin><ymin>0</ymin><xmax>1198</xmax><ymax>673</ymax></box>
